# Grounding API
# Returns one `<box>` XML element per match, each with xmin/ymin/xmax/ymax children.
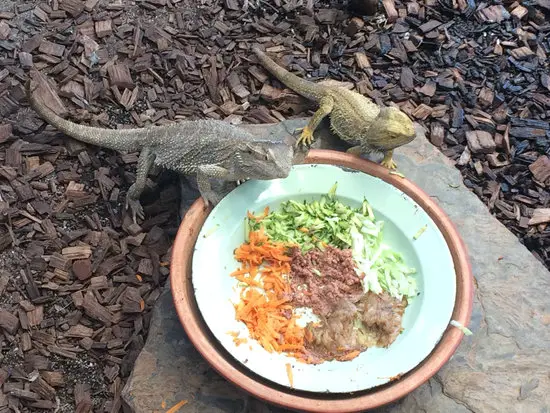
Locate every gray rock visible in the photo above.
<box><xmin>123</xmin><ymin>120</ymin><xmax>550</xmax><ymax>413</ymax></box>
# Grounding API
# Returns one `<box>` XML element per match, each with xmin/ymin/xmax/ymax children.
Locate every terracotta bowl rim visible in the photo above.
<box><xmin>170</xmin><ymin>149</ymin><xmax>474</xmax><ymax>413</ymax></box>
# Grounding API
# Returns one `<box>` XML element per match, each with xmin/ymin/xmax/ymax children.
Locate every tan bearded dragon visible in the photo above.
<box><xmin>26</xmin><ymin>76</ymin><xmax>295</xmax><ymax>223</ymax></box>
<box><xmin>252</xmin><ymin>46</ymin><xmax>415</xmax><ymax>169</ymax></box>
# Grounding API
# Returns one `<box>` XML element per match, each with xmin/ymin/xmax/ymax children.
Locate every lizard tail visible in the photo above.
<box><xmin>25</xmin><ymin>78</ymin><xmax>146</xmax><ymax>152</ymax></box>
<box><xmin>252</xmin><ymin>47</ymin><xmax>327</xmax><ymax>102</ymax></box>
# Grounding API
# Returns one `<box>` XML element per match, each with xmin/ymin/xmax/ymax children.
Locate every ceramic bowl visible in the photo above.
<box><xmin>170</xmin><ymin>149</ymin><xmax>473</xmax><ymax>413</ymax></box>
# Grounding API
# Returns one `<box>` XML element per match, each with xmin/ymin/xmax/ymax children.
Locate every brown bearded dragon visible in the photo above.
<box><xmin>25</xmin><ymin>77</ymin><xmax>295</xmax><ymax>223</ymax></box>
<box><xmin>252</xmin><ymin>46</ymin><xmax>415</xmax><ymax>169</ymax></box>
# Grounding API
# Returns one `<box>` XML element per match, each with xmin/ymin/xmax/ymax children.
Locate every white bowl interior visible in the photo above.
<box><xmin>191</xmin><ymin>164</ymin><xmax>456</xmax><ymax>393</ymax></box>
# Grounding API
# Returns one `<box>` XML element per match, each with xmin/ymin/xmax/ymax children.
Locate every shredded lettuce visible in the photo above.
<box><xmin>247</xmin><ymin>183</ymin><xmax>418</xmax><ymax>300</ymax></box>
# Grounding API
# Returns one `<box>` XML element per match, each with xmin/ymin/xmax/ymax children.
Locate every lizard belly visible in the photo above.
<box><xmin>153</xmin><ymin>153</ymin><xmax>197</xmax><ymax>176</ymax></box>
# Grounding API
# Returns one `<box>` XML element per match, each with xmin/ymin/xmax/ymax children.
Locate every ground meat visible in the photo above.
<box><xmin>357</xmin><ymin>291</ymin><xmax>408</xmax><ymax>347</ymax></box>
<box><xmin>288</xmin><ymin>246</ymin><xmax>363</xmax><ymax>316</ymax></box>
<box><xmin>305</xmin><ymin>292</ymin><xmax>408</xmax><ymax>360</ymax></box>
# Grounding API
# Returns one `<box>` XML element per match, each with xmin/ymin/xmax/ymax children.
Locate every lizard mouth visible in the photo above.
<box><xmin>236</xmin><ymin>178</ymin><xmax>250</xmax><ymax>186</ymax></box>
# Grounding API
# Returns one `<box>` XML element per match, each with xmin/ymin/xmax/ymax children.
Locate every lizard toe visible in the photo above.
<box><xmin>381</xmin><ymin>159</ymin><xmax>398</xmax><ymax>170</ymax></box>
<box><xmin>126</xmin><ymin>198</ymin><xmax>145</xmax><ymax>223</ymax></box>
<box><xmin>297</xmin><ymin>127</ymin><xmax>314</xmax><ymax>147</ymax></box>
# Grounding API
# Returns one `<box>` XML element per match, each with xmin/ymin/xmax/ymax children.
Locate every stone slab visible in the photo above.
<box><xmin>121</xmin><ymin>120</ymin><xmax>550</xmax><ymax>413</ymax></box>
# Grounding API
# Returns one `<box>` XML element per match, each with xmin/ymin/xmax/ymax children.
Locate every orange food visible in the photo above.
<box><xmin>286</xmin><ymin>363</ymin><xmax>294</xmax><ymax>387</ymax></box>
<box><xmin>336</xmin><ymin>350</ymin><xmax>361</xmax><ymax>362</ymax></box>
<box><xmin>246</xmin><ymin>206</ymin><xmax>270</xmax><ymax>222</ymax></box>
<box><xmin>234</xmin><ymin>337</ymin><xmax>248</xmax><ymax>346</ymax></box>
<box><xmin>231</xmin><ymin>229</ymin><xmax>307</xmax><ymax>359</ymax></box>
<box><xmin>166</xmin><ymin>399</ymin><xmax>188</xmax><ymax>413</ymax></box>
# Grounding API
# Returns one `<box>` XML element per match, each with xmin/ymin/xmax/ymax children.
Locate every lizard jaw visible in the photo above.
<box><xmin>236</xmin><ymin>177</ymin><xmax>250</xmax><ymax>186</ymax></box>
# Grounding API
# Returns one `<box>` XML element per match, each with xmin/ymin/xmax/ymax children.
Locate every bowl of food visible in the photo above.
<box><xmin>170</xmin><ymin>149</ymin><xmax>473</xmax><ymax>412</ymax></box>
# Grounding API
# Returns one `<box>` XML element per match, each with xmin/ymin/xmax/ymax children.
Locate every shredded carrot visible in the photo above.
<box><xmin>231</xmin><ymin>229</ymin><xmax>366</xmax><ymax>365</ymax></box>
<box><xmin>285</xmin><ymin>363</ymin><xmax>294</xmax><ymax>388</ymax></box>
<box><xmin>336</xmin><ymin>350</ymin><xmax>361</xmax><ymax>362</ymax></box>
<box><xmin>166</xmin><ymin>399</ymin><xmax>188</xmax><ymax>413</ymax></box>
<box><xmin>234</xmin><ymin>337</ymin><xmax>248</xmax><ymax>346</ymax></box>
<box><xmin>231</xmin><ymin>229</ymin><xmax>307</xmax><ymax>359</ymax></box>
<box><xmin>247</xmin><ymin>206</ymin><xmax>270</xmax><ymax>222</ymax></box>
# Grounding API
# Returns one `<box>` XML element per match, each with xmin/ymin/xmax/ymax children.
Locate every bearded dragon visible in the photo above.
<box><xmin>26</xmin><ymin>77</ymin><xmax>294</xmax><ymax>223</ymax></box>
<box><xmin>252</xmin><ymin>46</ymin><xmax>415</xmax><ymax>169</ymax></box>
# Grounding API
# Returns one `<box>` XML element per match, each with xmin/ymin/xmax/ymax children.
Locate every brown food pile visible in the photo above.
<box><xmin>288</xmin><ymin>245</ymin><xmax>407</xmax><ymax>361</ymax></box>
<box><xmin>288</xmin><ymin>246</ymin><xmax>363</xmax><ymax>316</ymax></box>
<box><xmin>306</xmin><ymin>292</ymin><xmax>408</xmax><ymax>360</ymax></box>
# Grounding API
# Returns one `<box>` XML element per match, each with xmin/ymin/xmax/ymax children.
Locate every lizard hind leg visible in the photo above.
<box><xmin>296</xmin><ymin>95</ymin><xmax>334</xmax><ymax>147</ymax></box>
<box><xmin>346</xmin><ymin>145</ymin><xmax>362</xmax><ymax>156</ymax></box>
<box><xmin>125</xmin><ymin>147</ymin><xmax>156</xmax><ymax>223</ymax></box>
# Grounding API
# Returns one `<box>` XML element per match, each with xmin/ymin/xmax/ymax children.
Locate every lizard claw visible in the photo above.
<box><xmin>380</xmin><ymin>158</ymin><xmax>398</xmax><ymax>170</ymax></box>
<box><xmin>380</xmin><ymin>151</ymin><xmax>397</xmax><ymax>170</ymax></box>
<box><xmin>295</xmin><ymin>126</ymin><xmax>314</xmax><ymax>147</ymax></box>
<box><xmin>125</xmin><ymin>197</ymin><xmax>145</xmax><ymax>224</ymax></box>
<box><xmin>201</xmin><ymin>191</ymin><xmax>223</xmax><ymax>208</ymax></box>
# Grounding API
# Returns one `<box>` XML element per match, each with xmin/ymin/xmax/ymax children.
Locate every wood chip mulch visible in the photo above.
<box><xmin>0</xmin><ymin>0</ymin><xmax>549</xmax><ymax>411</ymax></box>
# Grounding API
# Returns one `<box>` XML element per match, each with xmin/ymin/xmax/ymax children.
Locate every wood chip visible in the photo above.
<box><xmin>510</xmin><ymin>46</ymin><xmax>535</xmax><ymax>60</ymax></box>
<box><xmin>0</xmin><ymin>21</ymin><xmax>10</xmax><ymax>40</ymax></box>
<box><xmin>121</xmin><ymin>287</ymin><xmax>144</xmax><ymax>313</ymax></box>
<box><xmin>0</xmin><ymin>309</ymin><xmax>19</xmax><ymax>334</ymax></box>
<box><xmin>83</xmin><ymin>291</ymin><xmax>113</xmax><ymax>326</ymax></box>
<box><xmin>39</xmin><ymin>40</ymin><xmax>65</xmax><ymax>57</ymax></box>
<box><xmin>59</xmin><ymin>0</ymin><xmax>85</xmax><ymax>17</ymax></box>
<box><xmin>466</xmin><ymin>130</ymin><xmax>496</xmax><ymax>154</ymax></box>
<box><xmin>381</xmin><ymin>0</ymin><xmax>398</xmax><ymax>22</ymax></box>
<box><xmin>529</xmin><ymin>156</ymin><xmax>550</xmax><ymax>184</ymax></box>
<box><xmin>107</xmin><ymin>64</ymin><xmax>134</xmax><ymax>89</ymax></box>
<box><xmin>95</xmin><ymin>20</ymin><xmax>113</xmax><ymax>38</ymax></box>
<box><xmin>529</xmin><ymin>209</ymin><xmax>550</xmax><ymax>225</ymax></box>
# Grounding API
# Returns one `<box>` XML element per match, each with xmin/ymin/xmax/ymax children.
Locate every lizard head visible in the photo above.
<box><xmin>235</xmin><ymin>141</ymin><xmax>294</xmax><ymax>180</ymax></box>
<box><xmin>365</xmin><ymin>106</ymin><xmax>416</xmax><ymax>151</ymax></box>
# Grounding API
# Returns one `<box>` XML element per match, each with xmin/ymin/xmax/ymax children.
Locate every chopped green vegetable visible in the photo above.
<box><xmin>350</xmin><ymin>217</ymin><xmax>418</xmax><ymax>300</ymax></box>
<box><xmin>247</xmin><ymin>182</ymin><xmax>419</xmax><ymax>301</ymax></box>
<box><xmin>203</xmin><ymin>224</ymin><xmax>220</xmax><ymax>238</ymax></box>
<box><xmin>389</xmin><ymin>171</ymin><xmax>406</xmax><ymax>178</ymax></box>
<box><xmin>413</xmin><ymin>225</ymin><xmax>428</xmax><ymax>240</ymax></box>
<box><xmin>247</xmin><ymin>187</ymin><xmax>372</xmax><ymax>251</ymax></box>
<box><xmin>450</xmin><ymin>320</ymin><xmax>473</xmax><ymax>336</ymax></box>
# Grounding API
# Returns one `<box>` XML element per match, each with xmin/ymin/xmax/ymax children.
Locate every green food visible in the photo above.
<box><xmin>350</xmin><ymin>218</ymin><xmax>418</xmax><ymax>300</ymax></box>
<box><xmin>246</xmin><ymin>183</ymin><xmax>419</xmax><ymax>301</ymax></box>
<box><xmin>413</xmin><ymin>225</ymin><xmax>428</xmax><ymax>240</ymax></box>
<box><xmin>247</xmin><ymin>182</ymin><xmax>365</xmax><ymax>251</ymax></box>
<box><xmin>450</xmin><ymin>320</ymin><xmax>473</xmax><ymax>336</ymax></box>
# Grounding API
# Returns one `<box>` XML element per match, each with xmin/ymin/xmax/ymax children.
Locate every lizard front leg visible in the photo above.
<box><xmin>296</xmin><ymin>95</ymin><xmax>334</xmax><ymax>147</ymax></box>
<box><xmin>125</xmin><ymin>147</ymin><xmax>155</xmax><ymax>223</ymax></box>
<box><xmin>196</xmin><ymin>164</ymin><xmax>231</xmax><ymax>207</ymax></box>
<box><xmin>380</xmin><ymin>149</ymin><xmax>397</xmax><ymax>170</ymax></box>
